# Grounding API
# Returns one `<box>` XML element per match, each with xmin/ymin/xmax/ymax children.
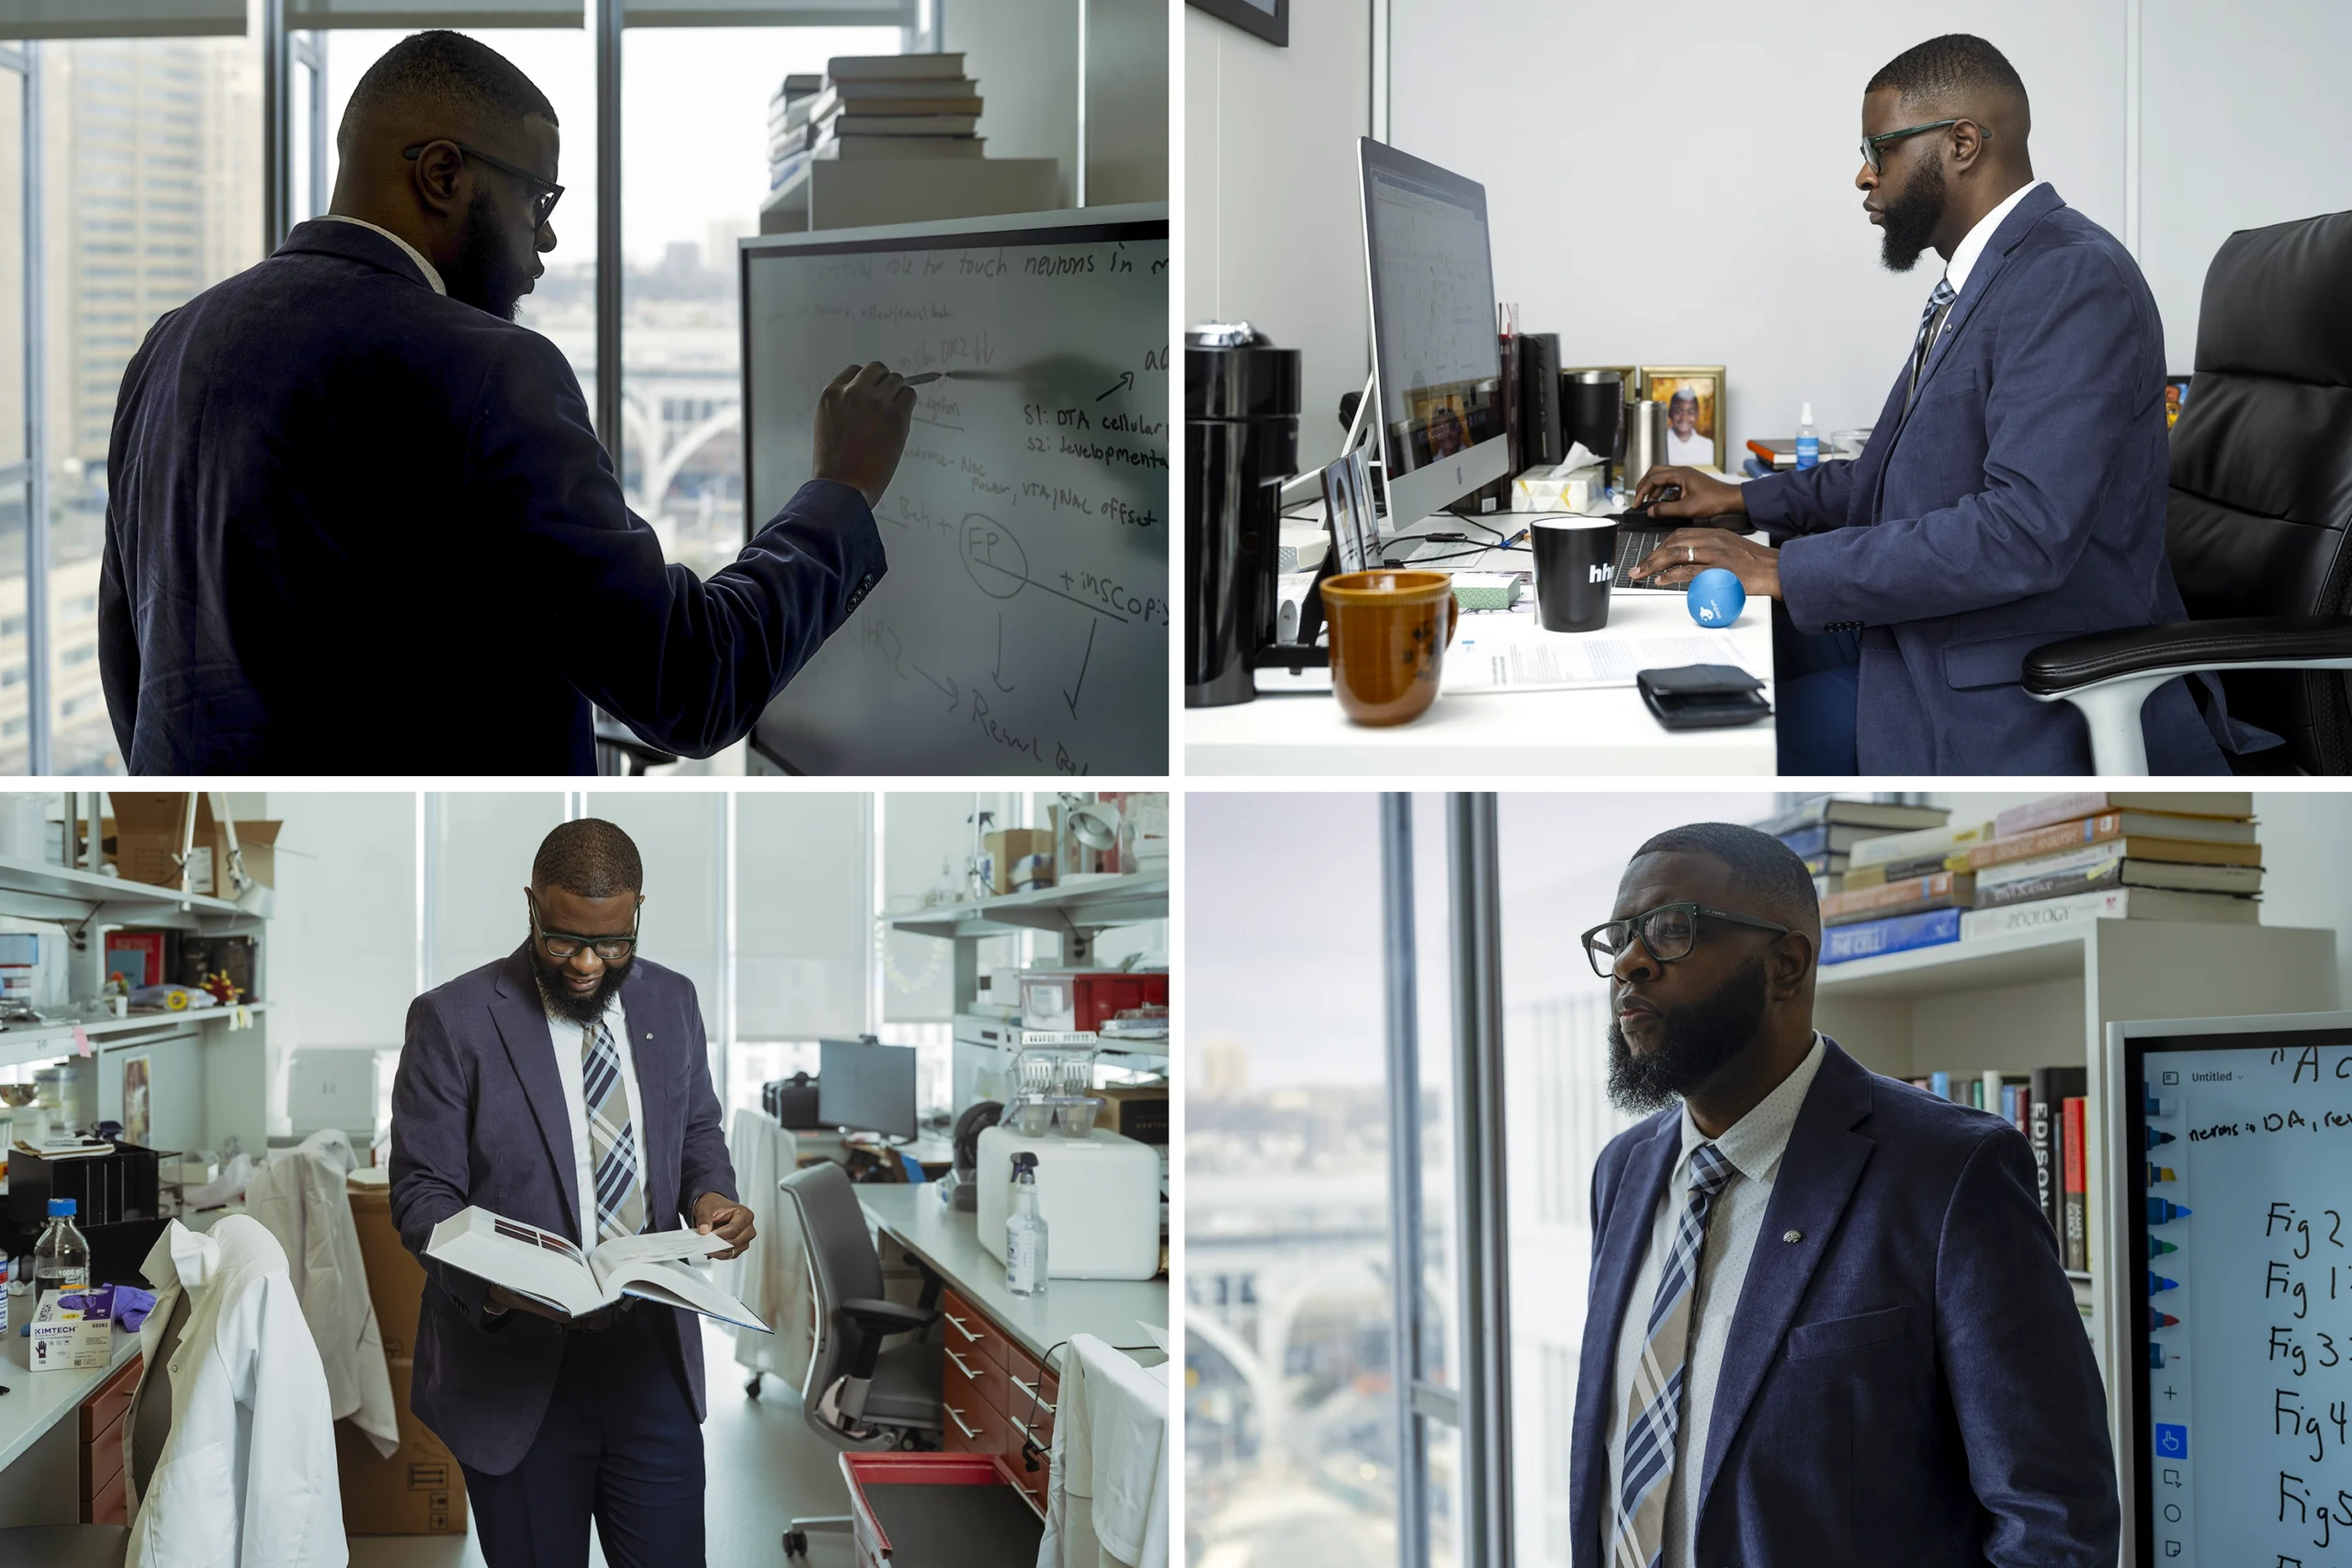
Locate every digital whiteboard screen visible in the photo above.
<box><xmin>741</xmin><ymin>205</ymin><xmax>1169</xmax><ymax>775</ymax></box>
<box><xmin>2114</xmin><ymin>1020</ymin><xmax>2352</xmax><ymax>1568</ymax></box>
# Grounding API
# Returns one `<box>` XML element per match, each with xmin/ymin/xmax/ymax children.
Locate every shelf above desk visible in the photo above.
<box><xmin>0</xmin><ymin>1003</ymin><xmax>268</xmax><ymax>1074</ymax></box>
<box><xmin>888</xmin><ymin>874</ymin><xmax>1169</xmax><ymax>942</ymax></box>
<box><xmin>0</xmin><ymin>852</ymin><xmax>259</xmax><ymax>931</ymax></box>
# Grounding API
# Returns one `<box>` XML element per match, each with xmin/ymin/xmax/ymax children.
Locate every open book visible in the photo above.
<box><xmin>426</xmin><ymin>1207</ymin><xmax>771</xmax><ymax>1333</ymax></box>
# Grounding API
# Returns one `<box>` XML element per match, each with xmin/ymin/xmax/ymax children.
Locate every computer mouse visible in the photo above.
<box><xmin>1617</xmin><ymin>483</ymin><xmax>1682</xmax><ymax>523</ymax></box>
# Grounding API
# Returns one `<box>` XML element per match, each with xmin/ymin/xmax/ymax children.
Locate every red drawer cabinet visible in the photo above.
<box><xmin>79</xmin><ymin>1354</ymin><xmax>144</xmax><ymax>1526</ymax></box>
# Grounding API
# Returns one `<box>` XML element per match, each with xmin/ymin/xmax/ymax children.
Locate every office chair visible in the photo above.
<box><xmin>593</xmin><ymin>711</ymin><xmax>679</xmax><ymax>775</ymax></box>
<box><xmin>776</xmin><ymin>1160</ymin><xmax>945</xmax><ymax>1560</ymax></box>
<box><xmin>2025</xmin><ymin>208</ymin><xmax>2352</xmax><ymax>773</ymax></box>
<box><xmin>0</xmin><ymin>1286</ymin><xmax>191</xmax><ymax>1563</ymax></box>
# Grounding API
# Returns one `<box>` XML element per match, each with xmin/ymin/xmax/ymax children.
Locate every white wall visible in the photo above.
<box><xmin>948</xmin><ymin>0</ymin><xmax>1080</xmax><ymax>209</ymax></box>
<box><xmin>1185</xmin><ymin>0</ymin><xmax>1374</xmax><ymax>448</ymax></box>
<box><xmin>1082</xmin><ymin>0</ymin><xmax>1169</xmax><ymax>205</ymax></box>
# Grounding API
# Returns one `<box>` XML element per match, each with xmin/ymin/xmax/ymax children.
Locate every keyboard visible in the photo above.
<box><xmin>1612</xmin><ymin>526</ymin><xmax>1677</xmax><ymax>591</ymax></box>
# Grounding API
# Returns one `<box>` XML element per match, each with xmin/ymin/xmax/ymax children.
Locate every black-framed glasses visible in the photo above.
<box><xmin>528</xmin><ymin>890</ymin><xmax>639</xmax><ymax>964</ymax></box>
<box><xmin>1860</xmin><ymin>118</ymin><xmax>1984</xmax><ymax>174</ymax></box>
<box><xmin>403</xmin><ymin>140</ymin><xmax>563</xmax><ymax>227</ymax></box>
<box><xmin>1580</xmin><ymin>902</ymin><xmax>1791</xmax><ymax>979</ymax></box>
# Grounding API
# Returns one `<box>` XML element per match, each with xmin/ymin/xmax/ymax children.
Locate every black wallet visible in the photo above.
<box><xmin>1637</xmin><ymin>664</ymin><xmax>1771</xmax><ymax>730</ymax></box>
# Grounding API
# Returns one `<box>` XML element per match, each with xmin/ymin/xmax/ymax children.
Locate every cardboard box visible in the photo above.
<box><xmin>105</xmin><ymin>795</ymin><xmax>281</xmax><ymax>897</ymax></box>
<box><xmin>347</xmin><ymin>1180</ymin><xmax>422</xmax><ymax>1361</ymax></box>
<box><xmin>982</xmin><ymin>829</ymin><xmax>1055</xmax><ymax>896</ymax></box>
<box><xmin>336</xmin><ymin>1361</ymin><xmax>466</xmax><ymax>1536</ymax></box>
<box><xmin>30</xmin><ymin>1290</ymin><xmax>115</xmax><ymax>1371</ymax></box>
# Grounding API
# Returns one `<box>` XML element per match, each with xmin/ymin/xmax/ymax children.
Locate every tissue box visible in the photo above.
<box><xmin>30</xmin><ymin>1289</ymin><xmax>114</xmax><ymax>1371</ymax></box>
<box><xmin>1512</xmin><ymin>463</ymin><xmax>1607</xmax><ymax>513</ymax></box>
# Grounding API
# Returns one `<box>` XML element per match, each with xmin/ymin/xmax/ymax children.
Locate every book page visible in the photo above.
<box><xmin>609</xmin><ymin>1255</ymin><xmax>772</xmax><ymax>1334</ymax></box>
<box><xmin>424</xmin><ymin>1207</ymin><xmax>602</xmax><ymax>1316</ymax></box>
<box><xmin>586</xmin><ymin>1229</ymin><xmax>729</xmax><ymax>1295</ymax></box>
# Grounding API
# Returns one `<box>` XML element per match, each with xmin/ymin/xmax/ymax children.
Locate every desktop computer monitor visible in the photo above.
<box><xmin>818</xmin><ymin>1038</ymin><xmax>918</xmax><ymax>1141</ymax></box>
<box><xmin>1358</xmin><ymin>137</ymin><xmax>1510</xmax><ymax>526</ymax></box>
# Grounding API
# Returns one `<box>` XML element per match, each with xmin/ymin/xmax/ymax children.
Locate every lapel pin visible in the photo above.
<box><xmin>1782</xmin><ymin>1230</ymin><xmax>1803</xmax><ymax>1244</ymax></box>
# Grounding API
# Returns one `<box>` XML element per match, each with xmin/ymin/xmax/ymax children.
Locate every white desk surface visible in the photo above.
<box><xmin>1188</xmin><ymin>511</ymin><xmax>1777</xmax><ymax>774</ymax></box>
<box><xmin>0</xmin><ymin>1315</ymin><xmax>141</xmax><ymax>1474</ymax></box>
<box><xmin>854</xmin><ymin>1185</ymin><xmax>1167</xmax><ymax>1371</ymax></box>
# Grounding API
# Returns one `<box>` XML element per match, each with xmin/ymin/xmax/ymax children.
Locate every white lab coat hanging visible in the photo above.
<box><xmin>124</xmin><ymin>1217</ymin><xmax>347</xmax><ymax>1568</ymax></box>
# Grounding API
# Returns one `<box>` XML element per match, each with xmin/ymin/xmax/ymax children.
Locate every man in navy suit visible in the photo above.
<box><xmin>102</xmin><ymin>30</ymin><xmax>912</xmax><ymax>773</ymax></box>
<box><xmin>1632</xmin><ymin>35</ymin><xmax>2245</xmax><ymax>774</ymax></box>
<box><xmin>391</xmin><ymin>818</ymin><xmax>752</xmax><ymax>1568</ymax></box>
<box><xmin>1572</xmin><ymin>823</ymin><xmax>2116</xmax><ymax>1568</ymax></box>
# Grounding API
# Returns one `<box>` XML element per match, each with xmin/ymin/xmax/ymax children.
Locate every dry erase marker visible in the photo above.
<box><xmin>2148</xmin><ymin>1345</ymin><xmax>2166</xmax><ymax>1370</ymax></box>
<box><xmin>2148</xmin><ymin>1237</ymin><xmax>2178</xmax><ymax>1259</ymax></box>
<box><xmin>2147</xmin><ymin>1165</ymin><xmax>2178</xmax><ymax>1186</ymax></box>
<box><xmin>2150</xmin><ymin>1309</ymin><xmax>2180</xmax><ymax>1331</ymax></box>
<box><xmin>903</xmin><ymin>371</ymin><xmax>951</xmax><ymax>385</ymax></box>
<box><xmin>2148</xmin><ymin>1199</ymin><xmax>2192</xmax><ymax>1224</ymax></box>
<box><xmin>2145</xmin><ymin>1125</ymin><xmax>2176</xmax><ymax>1149</ymax></box>
<box><xmin>2149</xmin><ymin>1271</ymin><xmax>2180</xmax><ymax>1294</ymax></box>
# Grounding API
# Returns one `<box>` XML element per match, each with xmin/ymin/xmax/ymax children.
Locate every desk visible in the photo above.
<box><xmin>1189</xmin><ymin>508</ymin><xmax>1777</xmax><ymax>773</ymax></box>
<box><xmin>853</xmin><ymin>1186</ymin><xmax>1166</xmax><ymax>1368</ymax></box>
<box><xmin>0</xmin><ymin>1322</ymin><xmax>142</xmax><ymax>1526</ymax></box>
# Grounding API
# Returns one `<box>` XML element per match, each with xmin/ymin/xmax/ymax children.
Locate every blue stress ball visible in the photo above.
<box><xmin>1687</xmin><ymin>568</ymin><xmax>1746</xmax><ymax>627</ymax></box>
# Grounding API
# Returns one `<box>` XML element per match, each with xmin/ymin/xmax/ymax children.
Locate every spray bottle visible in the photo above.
<box><xmin>1006</xmin><ymin>1153</ymin><xmax>1047</xmax><ymax>1296</ymax></box>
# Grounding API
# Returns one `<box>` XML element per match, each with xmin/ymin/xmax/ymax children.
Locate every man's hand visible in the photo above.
<box><xmin>694</xmin><ymin>1191</ymin><xmax>755</xmax><ymax>1261</ymax></box>
<box><xmin>812</xmin><ymin>361</ymin><xmax>917</xmax><ymax>511</ymax></box>
<box><xmin>1632</xmin><ymin>464</ymin><xmax>1747</xmax><ymax>520</ymax></box>
<box><xmin>1633</xmin><ymin>526</ymin><xmax>1782</xmax><ymax>600</ymax></box>
<box><xmin>484</xmin><ymin>1282</ymin><xmax>569</xmax><ymax>1324</ymax></box>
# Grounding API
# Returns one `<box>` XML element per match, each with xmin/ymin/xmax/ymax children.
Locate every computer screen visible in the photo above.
<box><xmin>1359</xmin><ymin>137</ymin><xmax>1508</xmax><ymax>525</ymax></box>
<box><xmin>819</xmin><ymin>1038</ymin><xmax>919</xmax><ymax>1141</ymax></box>
<box><xmin>2107</xmin><ymin>1013</ymin><xmax>2352</xmax><ymax>1568</ymax></box>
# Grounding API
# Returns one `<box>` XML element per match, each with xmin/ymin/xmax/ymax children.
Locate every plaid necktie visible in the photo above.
<box><xmin>582</xmin><ymin>1014</ymin><xmax>645</xmax><ymax>1244</ymax></box>
<box><xmin>1905</xmin><ymin>275</ymin><xmax>1958</xmax><ymax>412</ymax></box>
<box><xmin>1610</xmin><ymin>1143</ymin><xmax>1738</xmax><ymax>1568</ymax></box>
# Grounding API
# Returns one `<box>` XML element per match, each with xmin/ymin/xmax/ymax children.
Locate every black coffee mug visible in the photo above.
<box><xmin>1531</xmin><ymin>516</ymin><xmax>1617</xmax><ymax>633</ymax></box>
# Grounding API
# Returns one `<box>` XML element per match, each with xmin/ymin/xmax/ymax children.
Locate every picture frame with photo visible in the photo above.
<box><xmin>1640</xmin><ymin>366</ymin><xmax>1728</xmax><ymax>471</ymax></box>
<box><xmin>1188</xmin><ymin>0</ymin><xmax>1287</xmax><ymax>47</ymax></box>
<box><xmin>2165</xmin><ymin>373</ymin><xmax>2192</xmax><ymax>431</ymax></box>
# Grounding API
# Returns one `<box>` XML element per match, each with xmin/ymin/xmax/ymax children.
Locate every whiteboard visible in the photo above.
<box><xmin>741</xmin><ymin>205</ymin><xmax>1169</xmax><ymax>775</ymax></box>
<box><xmin>2109</xmin><ymin>1013</ymin><xmax>2352</xmax><ymax>1568</ymax></box>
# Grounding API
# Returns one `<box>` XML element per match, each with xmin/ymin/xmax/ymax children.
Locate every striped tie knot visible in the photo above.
<box><xmin>1918</xmin><ymin>275</ymin><xmax>1956</xmax><ymax>325</ymax></box>
<box><xmin>1687</xmin><ymin>1141</ymin><xmax>1736</xmax><ymax>1198</ymax></box>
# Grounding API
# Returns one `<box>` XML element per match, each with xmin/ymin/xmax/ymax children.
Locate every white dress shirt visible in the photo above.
<box><xmin>1931</xmin><ymin>177</ymin><xmax>2046</xmax><ymax>343</ymax></box>
<box><xmin>544</xmin><ymin>993</ymin><xmax>647</xmax><ymax>1247</ymax></box>
<box><xmin>1602</xmin><ymin>1034</ymin><xmax>1827</xmax><ymax>1568</ymax></box>
<box><xmin>316</xmin><ymin>212</ymin><xmax>447</xmax><ymax>295</ymax></box>
<box><xmin>1666</xmin><ymin>427</ymin><xmax>1712</xmax><ymax>466</ymax></box>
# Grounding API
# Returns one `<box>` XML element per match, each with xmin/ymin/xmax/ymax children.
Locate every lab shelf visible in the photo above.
<box><xmin>0</xmin><ymin>1003</ymin><xmax>270</xmax><ymax>1073</ymax></box>
<box><xmin>0</xmin><ymin>850</ymin><xmax>258</xmax><ymax>930</ymax></box>
<box><xmin>886</xmin><ymin>873</ymin><xmax>1169</xmax><ymax>942</ymax></box>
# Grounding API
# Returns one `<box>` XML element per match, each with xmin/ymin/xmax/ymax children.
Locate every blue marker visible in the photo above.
<box><xmin>2145</xmin><ymin>1125</ymin><xmax>2176</xmax><ymax>1149</ymax></box>
<box><xmin>2149</xmin><ymin>1272</ymin><xmax>2180</xmax><ymax>1295</ymax></box>
<box><xmin>2143</xmin><ymin>1091</ymin><xmax>2175</xmax><ymax>1116</ymax></box>
<box><xmin>2147</xmin><ymin>1199</ymin><xmax>2192</xmax><ymax>1224</ymax></box>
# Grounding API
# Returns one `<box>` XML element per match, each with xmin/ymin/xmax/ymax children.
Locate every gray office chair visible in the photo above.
<box><xmin>0</xmin><ymin>1286</ymin><xmax>190</xmax><ymax>1562</ymax></box>
<box><xmin>775</xmin><ymin>1160</ymin><xmax>944</xmax><ymax>1560</ymax></box>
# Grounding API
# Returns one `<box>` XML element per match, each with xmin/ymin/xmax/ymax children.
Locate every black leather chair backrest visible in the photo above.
<box><xmin>2165</xmin><ymin>208</ymin><xmax>2352</xmax><ymax>772</ymax></box>
<box><xmin>780</xmin><ymin>1161</ymin><xmax>885</xmax><ymax>1391</ymax></box>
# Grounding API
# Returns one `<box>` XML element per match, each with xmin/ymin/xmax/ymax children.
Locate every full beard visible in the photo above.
<box><xmin>441</xmin><ymin>190</ymin><xmax>530</xmax><ymax>321</ymax></box>
<box><xmin>1606</xmin><ymin>953</ymin><xmax>1769</xmax><ymax>1115</ymax></box>
<box><xmin>1877</xmin><ymin>153</ymin><xmax>1947</xmax><ymax>273</ymax></box>
<box><xmin>532</xmin><ymin>947</ymin><xmax>632</xmax><ymax>1024</ymax></box>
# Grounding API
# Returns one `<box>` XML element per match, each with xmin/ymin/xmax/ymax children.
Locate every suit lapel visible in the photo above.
<box><xmin>1573</xmin><ymin>1112</ymin><xmax>1681</xmax><ymax>1568</ymax></box>
<box><xmin>622</xmin><ymin>971</ymin><xmax>673</xmax><ymax>1229</ymax></box>
<box><xmin>490</xmin><ymin>945</ymin><xmax>582</xmax><ymax>1243</ymax></box>
<box><xmin>1692</xmin><ymin>1040</ymin><xmax>1877</xmax><ymax>1524</ymax></box>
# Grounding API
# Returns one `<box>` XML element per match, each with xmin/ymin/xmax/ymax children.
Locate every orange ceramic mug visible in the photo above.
<box><xmin>1318</xmin><ymin>570</ymin><xmax>1459</xmax><ymax>726</ymax></box>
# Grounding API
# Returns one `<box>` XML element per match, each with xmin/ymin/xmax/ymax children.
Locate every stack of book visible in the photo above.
<box><xmin>767</xmin><ymin>73</ymin><xmax>823</xmax><ymax>192</ymax></box>
<box><xmin>1957</xmin><ymin>791</ymin><xmax>2261</xmax><ymax>939</ymax></box>
<box><xmin>1904</xmin><ymin>1065</ymin><xmax>2092</xmax><ymax>1273</ymax></box>
<box><xmin>809</xmin><ymin>53</ymin><xmax>984</xmax><ymax>163</ymax></box>
<box><xmin>1758</xmin><ymin>797</ymin><xmax>1952</xmax><ymax>897</ymax></box>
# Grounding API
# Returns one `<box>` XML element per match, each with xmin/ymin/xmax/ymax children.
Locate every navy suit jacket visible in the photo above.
<box><xmin>102</xmin><ymin>219</ymin><xmax>885</xmax><ymax>773</ymax></box>
<box><xmin>389</xmin><ymin>944</ymin><xmax>738</xmax><ymax>1476</ymax></box>
<box><xmin>1571</xmin><ymin>1040</ymin><xmax>2119</xmax><ymax>1568</ymax></box>
<box><xmin>1751</xmin><ymin>185</ymin><xmax>2234</xmax><ymax>774</ymax></box>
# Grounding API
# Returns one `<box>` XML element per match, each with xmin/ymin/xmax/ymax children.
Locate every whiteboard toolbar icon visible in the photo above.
<box><xmin>2154</xmin><ymin>1423</ymin><xmax>2188</xmax><ymax>1459</ymax></box>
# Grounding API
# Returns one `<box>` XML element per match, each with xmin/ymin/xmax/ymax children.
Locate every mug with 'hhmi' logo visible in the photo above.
<box><xmin>1530</xmin><ymin>514</ymin><xmax>1617</xmax><ymax>633</ymax></box>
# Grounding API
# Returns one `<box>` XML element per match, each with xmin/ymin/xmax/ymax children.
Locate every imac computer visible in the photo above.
<box><xmin>1357</xmin><ymin>137</ymin><xmax>1509</xmax><ymax>527</ymax></box>
<box><xmin>818</xmin><ymin>1037</ymin><xmax>919</xmax><ymax>1142</ymax></box>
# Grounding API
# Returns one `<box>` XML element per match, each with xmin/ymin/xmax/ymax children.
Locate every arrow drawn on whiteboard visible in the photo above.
<box><xmin>992</xmin><ymin>613</ymin><xmax>1013</xmax><ymax>692</ymax></box>
<box><xmin>1094</xmin><ymin>371</ymin><xmax>1135</xmax><ymax>402</ymax></box>
<box><xmin>1062</xmin><ymin>620</ymin><xmax>1097</xmax><ymax>720</ymax></box>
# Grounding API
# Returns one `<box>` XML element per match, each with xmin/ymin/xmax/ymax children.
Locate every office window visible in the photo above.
<box><xmin>617</xmin><ymin>25</ymin><xmax>897</xmax><ymax>581</ymax></box>
<box><xmin>0</xmin><ymin>60</ymin><xmax>30</xmax><ymax>764</ymax></box>
<box><xmin>1493</xmin><ymin>792</ymin><xmax>1772</xmax><ymax>1567</ymax></box>
<box><xmin>1188</xmin><ymin>792</ymin><xmax>1463</xmax><ymax>1568</ymax></box>
<box><xmin>325</xmin><ymin>28</ymin><xmax>596</xmax><ymax>389</ymax></box>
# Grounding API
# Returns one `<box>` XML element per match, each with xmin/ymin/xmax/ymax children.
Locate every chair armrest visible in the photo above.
<box><xmin>838</xmin><ymin>1297</ymin><xmax>935</xmax><ymax>1337</ymax></box>
<box><xmin>2024</xmin><ymin>616</ymin><xmax>2352</xmax><ymax>696</ymax></box>
<box><xmin>593</xmin><ymin>716</ymin><xmax>679</xmax><ymax>773</ymax></box>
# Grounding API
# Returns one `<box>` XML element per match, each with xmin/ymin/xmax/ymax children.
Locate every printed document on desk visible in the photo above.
<box><xmin>1443</xmin><ymin>611</ymin><xmax>1761</xmax><ymax>693</ymax></box>
<box><xmin>427</xmin><ymin>1206</ymin><xmax>770</xmax><ymax>1331</ymax></box>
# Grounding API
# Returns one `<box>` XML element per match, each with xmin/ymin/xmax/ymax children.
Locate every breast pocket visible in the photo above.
<box><xmin>1786</xmin><ymin>1303</ymin><xmax>1912</xmax><ymax>1360</ymax></box>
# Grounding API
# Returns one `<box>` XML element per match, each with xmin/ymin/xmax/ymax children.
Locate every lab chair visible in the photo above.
<box><xmin>0</xmin><ymin>1287</ymin><xmax>191</xmax><ymax>1564</ymax></box>
<box><xmin>2025</xmin><ymin>207</ymin><xmax>2352</xmax><ymax>773</ymax></box>
<box><xmin>775</xmin><ymin>1160</ymin><xmax>945</xmax><ymax>1559</ymax></box>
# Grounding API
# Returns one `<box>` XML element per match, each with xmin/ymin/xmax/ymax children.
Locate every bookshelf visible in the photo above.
<box><xmin>1813</xmin><ymin>915</ymin><xmax>2338</xmax><ymax>1455</ymax></box>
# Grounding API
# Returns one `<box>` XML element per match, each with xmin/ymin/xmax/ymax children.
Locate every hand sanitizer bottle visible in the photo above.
<box><xmin>1795</xmin><ymin>403</ymin><xmax>1820</xmax><ymax>470</ymax></box>
<box><xmin>1005</xmin><ymin>1153</ymin><xmax>1047</xmax><ymax>1297</ymax></box>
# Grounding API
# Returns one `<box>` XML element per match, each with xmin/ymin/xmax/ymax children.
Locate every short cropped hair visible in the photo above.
<box><xmin>1868</xmin><ymin>33</ymin><xmax>2030</xmax><ymax>122</ymax></box>
<box><xmin>1629</xmin><ymin>821</ymin><xmax>1820</xmax><ymax>931</ymax></box>
<box><xmin>341</xmin><ymin>29</ymin><xmax>556</xmax><ymax>154</ymax></box>
<box><xmin>533</xmin><ymin>818</ymin><xmax>642</xmax><ymax>899</ymax></box>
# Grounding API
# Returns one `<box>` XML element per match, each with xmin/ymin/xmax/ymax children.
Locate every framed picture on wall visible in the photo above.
<box><xmin>1188</xmin><ymin>0</ymin><xmax>1287</xmax><ymax>48</ymax></box>
<box><xmin>1640</xmin><ymin>366</ymin><xmax>1728</xmax><ymax>471</ymax></box>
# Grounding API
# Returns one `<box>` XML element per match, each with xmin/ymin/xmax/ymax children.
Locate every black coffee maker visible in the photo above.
<box><xmin>1186</xmin><ymin>322</ymin><xmax>1301</xmax><ymax>707</ymax></box>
